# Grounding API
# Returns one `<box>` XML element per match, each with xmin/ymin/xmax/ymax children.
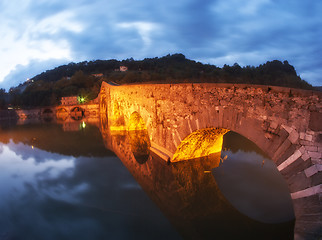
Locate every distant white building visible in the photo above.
<box><xmin>119</xmin><ymin>66</ymin><xmax>128</xmax><ymax>72</ymax></box>
<box><xmin>61</xmin><ymin>96</ymin><xmax>78</xmax><ymax>105</ymax></box>
<box><xmin>92</xmin><ymin>73</ymin><xmax>103</xmax><ymax>78</ymax></box>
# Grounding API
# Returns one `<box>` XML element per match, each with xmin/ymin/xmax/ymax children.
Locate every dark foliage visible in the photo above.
<box><xmin>6</xmin><ymin>54</ymin><xmax>313</xmax><ymax>107</ymax></box>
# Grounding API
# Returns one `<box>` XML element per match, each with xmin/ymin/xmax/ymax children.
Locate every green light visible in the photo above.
<box><xmin>81</xmin><ymin>121</ymin><xmax>86</xmax><ymax>129</ymax></box>
<box><xmin>78</xmin><ymin>96</ymin><xmax>85</xmax><ymax>103</ymax></box>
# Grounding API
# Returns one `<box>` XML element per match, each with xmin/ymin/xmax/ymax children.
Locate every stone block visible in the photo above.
<box><xmin>300</xmin><ymin>140</ymin><xmax>314</xmax><ymax>146</ymax></box>
<box><xmin>273</xmin><ymin>139</ymin><xmax>292</xmax><ymax>163</ymax></box>
<box><xmin>299</xmin><ymin>132</ymin><xmax>305</xmax><ymax>140</ymax></box>
<box><xmin>297</xmin><ymin>213</ymin><xmax>321</xmax><ymax>222</ymax></box>
<box><xmin>277</xmin><ymin>149</ymin><xmax>302</xmax><ymax>171</ymax></box>
<box><xmin>306</xmin><ymin>130</ymin><xmax>315</xmax><ymax>135</ymax></box>
<box><xmin>270</xmin><ymin>121</ymin><xmax>278</xmax><ymax>129</ymax></box>
<box><xmin>304</xmin><ymin>165</ymin><xmax>320</xmax><ymax>178</ymax></box>
<box><xmin>301</xmin><ymin>153</ymin><xmax>310</xmax><ymax>161</ymax></box>
<box><xmin>286</xmin><ymin>172</ymin><xmax>312</xmax><ymax>193</ymax></box>
<box><xmin>305</xmin><ymin>146</ymin><xmax>318</xmax><ymax>152</ymax></box>
<box><xmin>312</xmin><ymin>170</ymin><xmax>322</xmax><ymax>186</ymax></box>
<box><xmin>292</xmin><ymin>194</ymin><xmax>320</xmax><ymax>215</ymax></box>
<box><xmin>266</xmin><ymin>127</ymin><xmax>288</xmax><ymax>154</ymax></box>
<box><xmin>281</xmin><ymin>157</ymin><xmax>312</xmax><ymax>179</ymax></box>
<box><xmin>311</xmin><ymin>158</ymin><xmax>322</xmax><ymax>164</ymax></box>
<box><xmin>288</xmin><ymin>130</ymin><xmax>299</xmax><ymax>144</ymax></box>
<box><xmin>308</xmin><ymin>151</ymin><xmax>321</xmax><ymax>159</ymax></box>
<box><xmin>281</xmin><ymin>124</ymin><xmax>293</xmax><ymax>133</ymax></box>
<box><xmin>309</xmin><ymin>112</ymin><xmax>322</xmax><ymax>131</ymax></box>
<box><xmin>299</xmin><ymin>146</ymin><xmax>306</xmax><ymax>154</ymax></box>
<box><xmin>304</xmin><ymin>134</ymin><xmax>313</xmax><ymax>142</ymax></box>
<box><xmin>291</xmin><ymin>184</ymin><xmax>322</xmax><ymax>199</ymax></box>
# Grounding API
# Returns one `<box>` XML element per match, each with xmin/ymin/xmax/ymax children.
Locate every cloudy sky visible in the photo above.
<box><xmin>0</xmin><ymin>0</ymin><xmax>321</xmax><ymax>90</ymax></box>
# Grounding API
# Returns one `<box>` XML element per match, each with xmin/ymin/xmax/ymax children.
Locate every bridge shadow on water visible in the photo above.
<box><xmin>99</xmin><ymin>121</ymin><xmax>295</xmax><ymax>240</ymax></box>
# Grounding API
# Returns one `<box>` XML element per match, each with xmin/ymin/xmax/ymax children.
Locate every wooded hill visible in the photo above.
<box><xmin>6</xmin><ymin>54</ymin><xmax>313</xmax><ymax>108</ymax></box>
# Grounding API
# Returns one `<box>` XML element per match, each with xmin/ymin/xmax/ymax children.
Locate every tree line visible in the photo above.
<box><xmin>0</xmin><ymin>53</ymin><xmax>314</xmax><ymax>109</ymax></box>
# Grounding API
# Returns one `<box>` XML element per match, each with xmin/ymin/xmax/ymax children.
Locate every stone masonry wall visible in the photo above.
<box><xmin>100</xmin><ymin>82</ymin><xmax>321</xmax><ymax>239</ymax></box>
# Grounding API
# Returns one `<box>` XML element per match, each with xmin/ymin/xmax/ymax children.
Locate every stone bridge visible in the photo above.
<box><xmin>15</xmin><ymin>103</ymin><xmax>99</xmax><ymax>121</ymax></box>
<box><xmin>99</xmin><ymin>81</ymin><xmax>321</xmax><ymax>239</ymax></box>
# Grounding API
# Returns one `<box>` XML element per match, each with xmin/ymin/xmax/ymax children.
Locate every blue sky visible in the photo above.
<box><xmin>1</xmin><ymin>0</ymin><xmax>321</xmax><ymax>90</ymax></box>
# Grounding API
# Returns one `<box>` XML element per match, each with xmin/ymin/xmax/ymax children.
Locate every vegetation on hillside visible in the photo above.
<box><xmin>1</xmin><ymin>54</ymin><xmax>314</xmax><ymax>108</ymax></box>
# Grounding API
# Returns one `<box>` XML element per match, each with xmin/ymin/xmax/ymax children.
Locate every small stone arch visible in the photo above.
<box><xmin>43</xmin><ymin>108</ymin><xmax>53</xmax><ymax>114</ymax></box>
<box><xmin>42</xmin><ymin>108</ymin><xmax>54</xmax><ymax>121</ymax></box>
<box><xmin>70</xmin><ymin>107</ymin><xmax>85</xmax><ymax>120</ymax></box>
<box><xmin>56</xmin><ymin>108</ymin><xmax>68</xmax><ymax>121</ymax></box>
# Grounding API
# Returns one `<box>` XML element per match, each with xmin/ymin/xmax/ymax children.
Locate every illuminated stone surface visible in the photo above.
<box><xmin>98</xmin><ymin>82</ymin><xmax>321</xmax><ymax>239</ymax></box>
<box><xmin>172</xmin><ymin>128</ymin><xmax>229</xmax><ymax>162</ymax></box>
<box><xmin>99</xmin><ymin>122</ymin><xmax>295</xmax><ymax>239</ymax></box>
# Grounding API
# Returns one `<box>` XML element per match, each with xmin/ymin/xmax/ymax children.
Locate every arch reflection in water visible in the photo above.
<box><xmin>128</xmin><ymin>112</ymin><xmax>151</xmax><ymax>164</ymax></box>
<box><xmin>56</xmin><ymin>108</ymin><xmax>68</xmax><ymax>121</ymax></box>
<box><xmin>70</xmin><ymin>107</ymin><xmax>85</xmax><ymax>120</ymax></box>
<box><xmin>213</xmin><ymin>131</ymin><xmax>295</xmax><ymax>224</ymax></box>
<box><xmin>100</xmin><ymin>122</ymin><xmax>295</xmax><ymax>240</ymax></box>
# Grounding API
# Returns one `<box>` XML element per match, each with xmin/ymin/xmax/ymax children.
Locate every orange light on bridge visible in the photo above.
<box><xmin>172</xmin><ymin>128</ymin><xmax>229</xmax><ymax>162</ymax></box>
<box><xmin>128</xmin><ymin>112</ymin><xmax>147</xmax><ymax>131</ymax></box>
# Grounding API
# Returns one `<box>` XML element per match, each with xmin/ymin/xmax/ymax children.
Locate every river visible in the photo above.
<box><xmin>0</xmin><ymin>119</ymin><xmax>295</xmax><ymax>240</ymax></box>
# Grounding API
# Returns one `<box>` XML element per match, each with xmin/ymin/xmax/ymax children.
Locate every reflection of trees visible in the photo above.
<box><xmin>222</xmin><ymin>131</ymin><xmax>269</xmax><ymax>158</ymax></box>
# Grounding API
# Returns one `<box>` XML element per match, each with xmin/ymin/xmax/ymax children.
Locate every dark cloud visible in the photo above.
<box><xmin>0</xmin><ymin>0</ymin><xmax>321</xmax><ymax>90</ymax></box>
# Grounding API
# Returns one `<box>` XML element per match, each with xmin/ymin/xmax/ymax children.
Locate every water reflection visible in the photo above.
<box><xmin>103</xmin><ymin>126</ymin><xmax>295</xmax><ymax>240</ymax></box>
<box><xmin>214</xmin><ymin>132</ymin><xmax>295</xmax><ymax>224</ymax></box>
<box><xmin>0</xmin><ymin>120</ymin><xmax>295</xmax><ymax>240</ymax></box>
<box><xmin>0</xmin><ymin>122</ymin><xmax>179</xmax><ymax>240</ymax></box>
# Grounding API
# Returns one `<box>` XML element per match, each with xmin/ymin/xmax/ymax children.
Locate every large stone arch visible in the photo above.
<box><xmin>99</xmin><ymin>81</ymin><xmax>321</xmax><ymax>239</ymax></box>
<box><xmin>165</xmin><ymin>98</ymin><xmax>321</xmax><ymax>240</ymax></box>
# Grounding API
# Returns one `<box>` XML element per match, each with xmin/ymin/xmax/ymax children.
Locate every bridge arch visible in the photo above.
<box><xmin>56</xmin><ymin>107</ymin><xmax>68</xmax><ymax>121</ymax></box>
<box><xmin>42</xmin><ymin>108</ymin><xmax>53</xmax><ymax>114</ymax></box>
<box><xmin>99</xmin><ymin>81</ymin><xmax>321</xmax><ymax>239</ymax></box>
<box><xmin>70</xmin><ymin>106</ymin><xmax>85</xmax><ymax>120</ymax></box>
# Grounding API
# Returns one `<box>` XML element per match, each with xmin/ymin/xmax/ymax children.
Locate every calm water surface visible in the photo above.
<box><xmin>0</xmin><ymin>120</ymin><xmax>294</xmax><ymax>240</ymax></box>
